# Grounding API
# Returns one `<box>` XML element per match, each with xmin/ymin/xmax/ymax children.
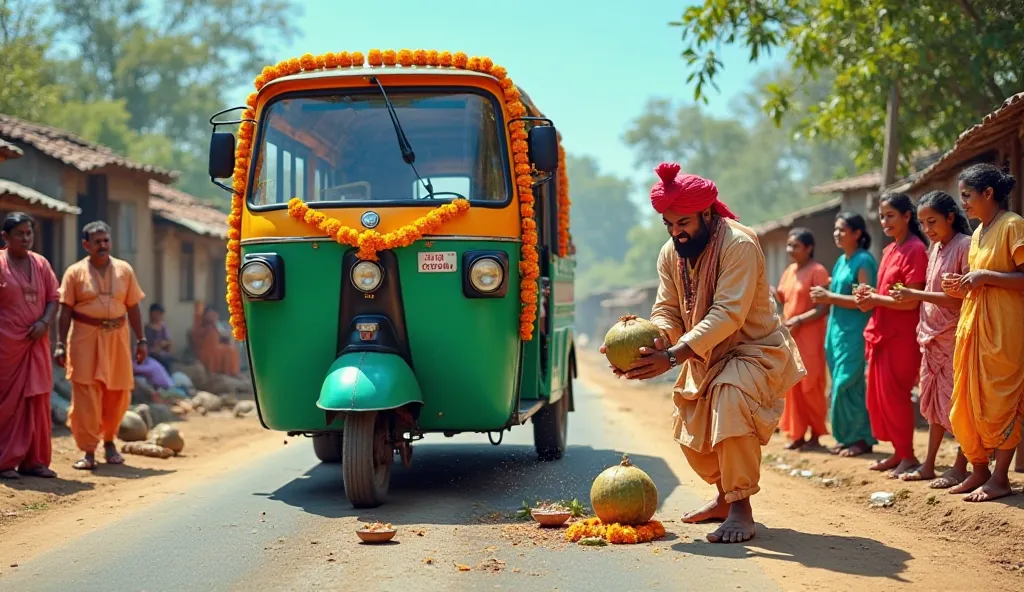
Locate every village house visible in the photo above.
<box><xmin>0</xmin><ymin>114</ymin><xmax>231</xmax><ymax>359</ymax></box>
<box><xmin>752</xmin><ymin>197</ymin><xmax>842</xmax><ymax>287</ymax></box>
<box><xmin>890</xmin><ymin>92</ymin><xmax>1024</xmax><ymax>214</ymax></box>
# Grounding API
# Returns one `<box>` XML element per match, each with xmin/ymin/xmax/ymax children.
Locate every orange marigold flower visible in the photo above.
<box><xmin>453</xmin><ymin>51</ymin><xmax>468</xmax><ymax>68</ymax></box>
<box><xmin>368</xmin><ymin>49</ymin><xmax>383</xmax><ymax>66</ymax></box>
<box><xmin>511</xmin><ymin>128</ymin><xmax>528</xmax><ymax>141</ymax></box>
<box><xmin>397</xmin><ymin>49</ymin><xmax>413</xmax><ymax>67</ymax></box>
<box><xmin>508</xmin><ymin>103</ymin><xmax>526</xmax><ymax>118</ymax></box>
<box><xmin>350</xmin><ymin>51</ymin><xmax>364</xmax><ymax>66</ymax></box>
<box><xmin>516</xmin><ymin>174</ymin><xmax>533</xmax><ymax>188</ymax></box>
<box><xmin>245</xmin><ymin>92</ymin><xmax>258</xmax><ymax>109</ymax></box>
<box><xmin>337</xmin><ymin>51</ymin><xmax>352</xmax><ymax>67</ymax></box>
<box><xmin>520</xmin><ymin>204</ymin><xmax>535</xmax><ymax>218</ymax></box>
<box><xmin>490</xmin><ymin>65</ymin><xmax>507</xmax><ymax>80</ymax></box>
<box><xmin>513</xmin><ymin>152</ymin><xmax>530</xmax><ymax>165</ymax></box>
<box><xmin>515</xmin><ymin>163</ymin><xmax>531</xmax><ymax>175</ymax></box>
<box><xmin>315</xmin><ymin>54</ymin><xmax>327</xmax><ymax>69</ymax></box>
<box><xmin>438</xmin><ymin>51</ymin><xmax>453</xmax><ymax>67</ymax></box>
<box><xmin>323</xmin><ymin>52</ymin><xmax>338</xmax><ymax>68</ymax></box>
<box><xmin>228</xmin><ymin>228</ymin><xmax>241</xmax><ymax>240</ymax></box>
<box><xmin>382</xmin><ymin>49</ymin><xmax>397</xmax><ymax>66</ymax></box>
<box><xmin>512</xmin><ymin>140</ymin><xmax>528</xmax><ymax>154</ymax></box>
<box><xmin>426</xmin><ymin>49</ymin><xmax>439</xmax><ymax>66</ymax></box>
<box><xmin>413</xmin><ymin>49</ymin><xmax>428</xmax><ymax>66</ymax></box>
<box><xmin>466</xmin><ymin>57</ymin><xmax>480</xmax><ymax>71</ymax></box>
<box><xmin>500</xmin><ymin>78</ymin><xmax>515</xmax><ymax>90</ymax></box>
<box><xmin>522</xmin><ymin>218</ymin><xmax>537</xmax><ymax>231</ymax></box>
<box><xmin>286</xmin><ymin>57</ymin><xmax>302</xmax><ymax>74</ymax></box>
<box><xmin>504</xmin><ymin>87</ymin><xmax>521</xmax><ymax>102</ymax></box>
<box><xmin>480</xmin><ymin>57</ymin><xmax>493</xmax><ymax>72</ymax></box>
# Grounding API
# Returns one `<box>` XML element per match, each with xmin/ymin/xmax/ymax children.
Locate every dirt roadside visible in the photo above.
<box><xmin>0</xmin><ymin>412</ymin><xmax>285</xmax><ymax>568</ymax></box>
<box><xmin>577</xmin><ymin>349</ymin><xmax>1024</xmax><ymax>590</ymax></box>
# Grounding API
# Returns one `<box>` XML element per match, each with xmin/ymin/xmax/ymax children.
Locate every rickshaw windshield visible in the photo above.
<box><xmin>250</xmin><ymin>90</ymin><xmax>510</xmax><ymax>206</ymax></box>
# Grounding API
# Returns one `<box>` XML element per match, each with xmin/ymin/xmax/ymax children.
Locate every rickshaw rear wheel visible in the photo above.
<box><xmin>312</xmin><ymin>432</ymin><xmax>343</xmax><ymax>464</ymax></box>
<box><xmin>533</xmin><ymin>380</ymin><xmax>571</xmax><ymax>462</ymax></box>
<box><xmin>341</xmin><ymin>411</ymin><xmax>392</xmax><ymax>508</ymax></box>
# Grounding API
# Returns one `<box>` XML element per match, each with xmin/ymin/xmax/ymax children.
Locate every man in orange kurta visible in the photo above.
<box><xmin>191</xmin><ymin>301</ymin><xmax>241</xmax><ymax>377</ymax></box>
<box><xmin>604</xmin><ymin>163</ymin><xmax>804</xmax><ymax>544</ymax></box>
<box><xmin>54</xmin><ymin>221</ymin><xmax>148</xmax><ymax>470</ymax></box>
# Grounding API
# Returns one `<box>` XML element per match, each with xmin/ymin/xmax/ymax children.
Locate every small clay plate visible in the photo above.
<box><xmin>531</xmin><ymin>510</ymin><xmax>571</xmax><ymax>527</ymax></box>
<box><xmin>356</xmin><ymin>528</ymin><xmax>397</xmax><ymax>543</ymax></box>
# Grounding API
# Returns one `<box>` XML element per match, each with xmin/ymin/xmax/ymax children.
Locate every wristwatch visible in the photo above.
<box><xmin>666</xmin><ymin>350</ymin><xmax>678</xmax><ymax>368</ymax></box>
<box><xmin>136</xmin><ymin>338</ymin><xmax>148</xmax><ymax>346</ymax></box>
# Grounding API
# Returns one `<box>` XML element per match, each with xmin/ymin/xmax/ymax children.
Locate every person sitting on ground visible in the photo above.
<box><xmin>145</xmin><ymin>303</ymin><xmax>174</xmax><ymax>371</ymax></box>
<box><xmin>191</xmin><ymin>300</ymin><xmax>241</xmax><ymax>378</ymax></box>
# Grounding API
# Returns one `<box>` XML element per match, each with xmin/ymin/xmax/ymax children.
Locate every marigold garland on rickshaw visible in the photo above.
<box><xmin>564</xmin><ymin>517</ymin><xmax>667</xmax><ymax>544</ymax></box>
<box><xmin>556</xmin><ymin>142</ymin><xmax>571</xmax><ymax>257</ymax></box>
<box><xmin>285</xmin><ymin>197</ymin><xmax>471</xmax><ymax>262</ymax></box>
<box><xmin>224</xmin><ymin>48</ymin><xmax>548</xmax><ymax>342</ymax></box>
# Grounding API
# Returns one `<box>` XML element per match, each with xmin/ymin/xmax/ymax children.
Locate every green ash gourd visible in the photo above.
<box><xmin>590</xmin><ymin>454</ymin><xmax>659</xmax><ymax>526</ymax></box>
<box><xmin>603</xmin><ymin>315</ymin><xmax>662</xmax><ymax>372</ymax></box>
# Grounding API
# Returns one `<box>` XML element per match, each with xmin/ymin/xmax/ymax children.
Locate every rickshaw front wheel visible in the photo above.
<box><xmin>312</xmin><ymin>433</ymin><xmax>343</xmax><ymax>464</ymax></box>
<box><xmin>533</xmin><ymin>379</ymin><xmax>571</xmax><ymax>462</ymax></box>
<box><xmin>341</xmin><ymin>411</ymin><xmax>392</xmax><ymax>508</ymax></box>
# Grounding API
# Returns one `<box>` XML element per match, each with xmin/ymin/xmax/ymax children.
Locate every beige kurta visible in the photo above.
<box><xmin>651</xmin><ymin>219</ymin><xmax>806</xmax><ymax>453</ymax></box>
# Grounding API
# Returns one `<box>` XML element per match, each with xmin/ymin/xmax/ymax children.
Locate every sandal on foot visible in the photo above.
<box><xmin>104</xmin><ymin>451</ymin><xmax>125</xmax><ymax>465</ymax></box>
<box><xmin>72</xmin><ymin>458</ymin><xmax>97</xmax><ymax>471</ymax></box>
<box><xmin>0</xmin><ymin>469</ymin><xmax>20</xmax><ymax>480</ymax></box>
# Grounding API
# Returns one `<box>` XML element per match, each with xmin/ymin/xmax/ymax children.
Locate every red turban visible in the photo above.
<box><xmin>649</xmin><ymin>162</ymin><xmax>738</xmax><ymax>220</ymax></box>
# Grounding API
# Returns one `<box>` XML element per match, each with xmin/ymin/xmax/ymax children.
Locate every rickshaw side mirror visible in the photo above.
<box><xmin>209</xmin><ymin>132</ymin><xmax>237</xmax><ymax>179</ymax></box>
<box><xmin>528</xmin><ymin>125</ymin><xmax>559</xmax><ymax>173</ymax></box>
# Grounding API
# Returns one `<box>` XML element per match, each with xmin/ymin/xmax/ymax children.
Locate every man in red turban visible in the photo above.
<box><xmin>602</xmin><ymin>162</ymin><xmax>805</xmax><ymax>544</ymax></box>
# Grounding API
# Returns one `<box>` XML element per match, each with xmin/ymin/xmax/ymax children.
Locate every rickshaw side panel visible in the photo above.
<box><xmin>241</xmin><ymin>240</ymin><xmax>345</xmax><ymax>431</ymax></box>
<box><xmin>396</xmin><ymin>240</ymin><xmax>522</xmax><ymax>431</ymax></box>
<box><xmin>546</xmin><ymin>255</ymin><xmax>577</xmax><ymax>400</ymax></box>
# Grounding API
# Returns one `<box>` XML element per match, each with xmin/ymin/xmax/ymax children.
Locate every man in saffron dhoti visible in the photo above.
<box><xmin>603</xmin><ymin>162</ymin><xmax>805</xmax><ymax>543</ymax></box>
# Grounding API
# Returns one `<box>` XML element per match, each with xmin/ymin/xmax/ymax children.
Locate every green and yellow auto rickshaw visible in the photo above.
<box><xmin>206</xmin><ymin>49</ymin><xmax>577</xmax><ymax>507</ymax></box>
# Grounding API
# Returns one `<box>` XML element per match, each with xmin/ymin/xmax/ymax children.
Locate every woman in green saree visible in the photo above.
<box><xmin>810</xmin><ymin>212</ymin><xmax>878</xmax><ymax>457</ymax></box>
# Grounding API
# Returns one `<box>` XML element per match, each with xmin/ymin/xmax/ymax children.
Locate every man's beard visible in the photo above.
<box><xmin>672</xmin><ymin>217</ymin><xmax>711</xmax><ymax>260</ymax></box>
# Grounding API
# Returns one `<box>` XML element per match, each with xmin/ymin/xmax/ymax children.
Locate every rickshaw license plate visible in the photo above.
<box><xmin>417</xmin><ymin>251</ymin><xmax>458</xmax><ymax>273</ymax></box>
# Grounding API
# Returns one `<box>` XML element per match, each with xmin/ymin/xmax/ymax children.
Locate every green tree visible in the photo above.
<box><xmin>0</xmin><ymin>0</ymin><xmax>61</xmax><ymax>122</ymax></box>
<box><xmin>672</xmin><ymin>0</ymin><xmax>1024</xmax><ymax>172</ymax></box>
<box><xmin>565</xmin><ymin>154</ymin><xmax>640</xmax><ymax>293</ymax></box>
<box><xmin>47</xmin><ymin>0</ymin><xmax>300</xmax><ymax>202</ymax></box>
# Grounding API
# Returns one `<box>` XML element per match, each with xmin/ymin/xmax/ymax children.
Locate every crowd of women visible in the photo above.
<box><xmin>774</xmin><ymin>162</ymin><xmax>1024</xmax><ymax>503</ymax></box>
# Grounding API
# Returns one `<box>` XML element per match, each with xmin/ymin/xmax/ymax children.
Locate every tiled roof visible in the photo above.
<box><xmin>809</xmin><ymin>171</ymin><xmax>882</xmax><ymax>195</ymax></box>
<box><xmin>0</xmin><ymin>179</ymin><xmax>82</xmax><ymax>215</ymax></box>
<box><xmin>0</xmin><ymin>114</ymin><xmax>176</xmax><ymax>182</ymax></box>
<box><xmin>908</xmin><ymin>92</ymin><xmax>1024</xmax><ymax>191</ymax></box>
<box><xmin>0</xmin><ymin>139</ymin><xmax>22</xmax><ymax>160</ymax></box>
<box><xmin>752</xmin><ymin>197</ymin><xmax>842</xmax><ymax>236</ymax></box>
<box><xmin>149</xmin><ymin>181</ymin><xmax>229</xmax><ymax>240</ymax></box>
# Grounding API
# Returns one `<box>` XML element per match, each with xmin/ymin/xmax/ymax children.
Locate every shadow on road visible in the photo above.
<box><xmin>674</xmin><ymin>526</ymin><xmax>913</xmax><ymax>581</ymax></box>
<box><xmin>258</xmin><ymin>443</ymin><xmax>679</xmax><ymax>525</ymax></box>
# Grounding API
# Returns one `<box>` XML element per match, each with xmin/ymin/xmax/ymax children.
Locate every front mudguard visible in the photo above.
<box><xmin>317</xmin><ymin>352</ymin><xmax>423</xmax><ymax>424</ymax></box>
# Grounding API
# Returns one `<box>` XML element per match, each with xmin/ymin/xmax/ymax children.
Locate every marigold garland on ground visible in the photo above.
<box><xmin>226</xmin><ymin>49</ymin><xmax>547</xmax><ymax>341</ymax></box>
<box><xmin>286</xmin><ymin>197</ymin><xmax>470</xmax><ymax>261</ymax></box>
<box><xmin>565</xmin><ymin>518</ymin><xmax>667</xmax><ymax>544</ymax></box>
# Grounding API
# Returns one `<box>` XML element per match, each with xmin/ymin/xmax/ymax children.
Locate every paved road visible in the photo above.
<box><xmin>2</xmin><ymin>382</ymin><xmax>779</xmax><ymax>591</ymax></box>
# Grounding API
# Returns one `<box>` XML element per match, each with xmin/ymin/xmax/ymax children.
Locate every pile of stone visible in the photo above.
<box><xmin>117</xmin><ymin>408</ymin><xmax>185</xmax><ymax>458</ymax></box>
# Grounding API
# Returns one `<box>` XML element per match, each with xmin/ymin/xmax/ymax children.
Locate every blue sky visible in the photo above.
<box><xmin>234</xmin><ymin>0</ymin><xmax>782</xmax><ymax>199</ymax></box>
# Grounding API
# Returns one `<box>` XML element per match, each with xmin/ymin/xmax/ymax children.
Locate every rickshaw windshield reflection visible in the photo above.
<box><xmin>251</xmin><ymin>90</ymin><xmax>510</xmax><ymax>206</ymax></box>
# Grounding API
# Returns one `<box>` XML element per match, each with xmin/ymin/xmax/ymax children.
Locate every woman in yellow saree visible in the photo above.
<box><xmin>943</xmin><ymin>164</ymin><xmax>1024</xmax><ymax>502</ymax></box>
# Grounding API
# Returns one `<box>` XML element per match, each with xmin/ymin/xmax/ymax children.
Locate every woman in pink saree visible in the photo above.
<box><xmin>0</xmin><ymin>212</ymin><xmax>60</xmax><ymax>479</ymax></box>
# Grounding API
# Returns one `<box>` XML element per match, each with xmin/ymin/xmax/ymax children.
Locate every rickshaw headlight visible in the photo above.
<box><xmin>240</xmin><ymin>260</ymin><xmax>274</xmax><ymax>297</ymax></box>
<box><xmin>351</xmin><ymin>261</ymin><xmax>384</xmax><ymax>292</ymax></box>
<box><xmin>469</xmin><ymin>257</ymin><xmax>504</xmax><ymax>293</ymax></box>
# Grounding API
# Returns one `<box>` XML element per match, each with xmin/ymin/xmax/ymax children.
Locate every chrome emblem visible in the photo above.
<box><xmin>360</xmin><ymin>211</ymin><xmax>380</xmax><ymax>229</ymax></box>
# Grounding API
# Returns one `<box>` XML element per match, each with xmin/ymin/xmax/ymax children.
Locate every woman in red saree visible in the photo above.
<box><xmin>0</xmin><ymin>212</ymin><xmax>60</xmax><ymax>479</ymax></box>
<box><xmin>855</xmin><ymin>193</ymin><xmax>930</xmax><ymax>477</ymax></box>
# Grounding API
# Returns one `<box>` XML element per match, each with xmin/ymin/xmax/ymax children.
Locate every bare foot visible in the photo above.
<box><xmin>949</xmin><ymin>465</ymin><xmax>991</xmax><ymax>495</ymax></box>
<box><xmin>900</xmin><ymin>466</ymin><xmax>937</xmax><ymax>481</ymax></box>
<box><xmin>887</xmin><ymin>459</ymin><xmax>920</xmax><ymax>479</ymax></box>
<box><xmin>104</xmin><ymin>442</ymin><xmax>125</xmax><ymax>465</ymax></box>
<box><xmin>964</xmin><ymin>474</ymin><xmax>1014</xmax><ymax>503</ymax></box>
<box><xmin>869</xmin><ymin>455</ymin><xmax>900</xmax><ymax>472</ymax></box>
<box><xmin>784</xmin><ymin>438</ymin><xmax>806</xmax><ymax>450</ymax></box>
<box><xmin>828</xmin><ymin>444</ymin><xmax>847</xmax><ymax>455</ymax></box>
<box><xmin>682</xmin><ymin>496</ymin><xmax>731</xmax><ymax>523</ymax></box>
<box><xmin>839</xmin><ymin>441</ymin><xmax>872</xmax><ymax>458</ymax></box>
<box><xmin>706</xmin><ymin>499</ymin><xmax>756</xmax><ymax>544</ymax></box>
<box><xmin>929</xmin><ymin>468</ymin><xmax>968</xmax><ymax>489</ymax></box>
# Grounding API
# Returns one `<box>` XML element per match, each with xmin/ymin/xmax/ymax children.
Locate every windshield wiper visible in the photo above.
<box><xmin>368</xmin><ymin>76</ymin><xmax>434</xmax><ymax>199</ymax></box>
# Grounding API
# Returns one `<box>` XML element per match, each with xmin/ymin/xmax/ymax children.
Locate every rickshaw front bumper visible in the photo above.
<box><xmin>317</xmin><ymin>352</ymin><xmax>423</xmax><ymax>423</ymax></box>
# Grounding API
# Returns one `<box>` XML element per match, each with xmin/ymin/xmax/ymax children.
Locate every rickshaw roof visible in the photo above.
<box><xmin>259</xmin><ymin>66</ymin><xmax>548</xmax><ymax>118</ymax></box>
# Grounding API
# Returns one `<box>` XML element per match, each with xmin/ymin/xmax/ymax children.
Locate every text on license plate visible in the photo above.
<box><xmin>417</xmin><ymin>251</ymin><xmax>458</xmax><ymax>272</ymax></box>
